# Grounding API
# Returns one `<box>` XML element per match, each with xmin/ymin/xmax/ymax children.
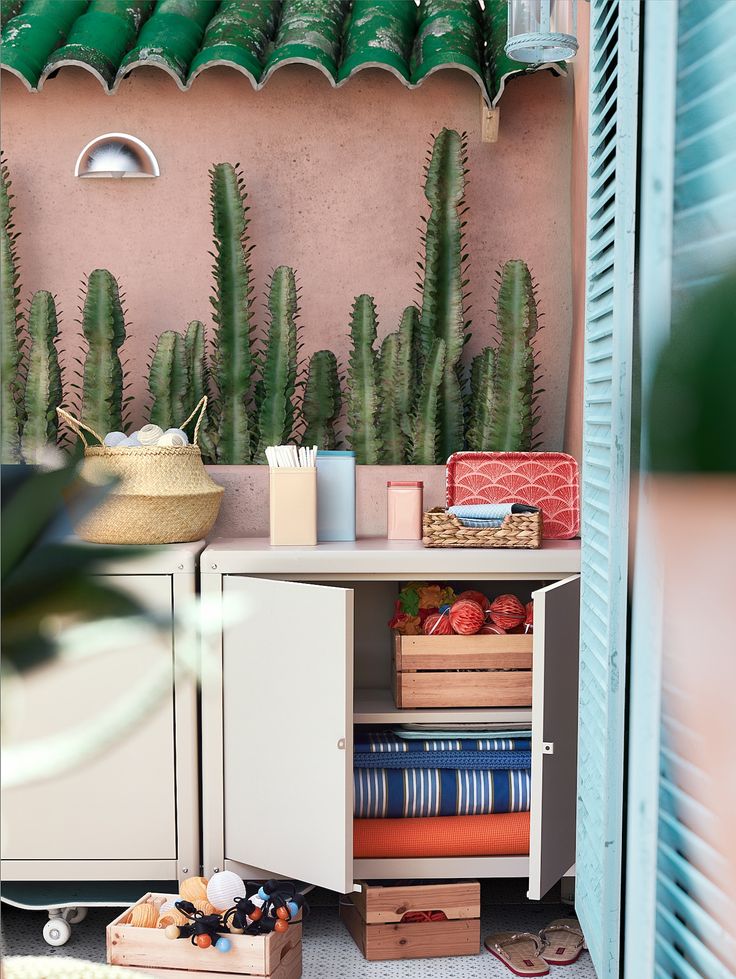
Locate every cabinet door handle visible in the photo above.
<box><xmin>337</xmin><ymin>738</ymin><xmax>346</xmax><ymax>750</ymax></box>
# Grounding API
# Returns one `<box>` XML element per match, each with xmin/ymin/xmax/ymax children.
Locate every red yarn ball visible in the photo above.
<box><xmin>478</xmin><ymin>622</ymin><xmax>506</xmax><ymax>635</ymax></box>
<box><xmin>489</xmin><ymin>594</ymin><xmax>526</xmax><ymax>630</ymax></box>
<box><xmin>423</xmin><ymin>612</ymin><xmax>453</xmax><ymax>636</ymax></box>
<box><xmin>449</xmin><ymin>599</ymin><xmax>485</xmax><ymax>635</ymax></box>
<box><xmin>456</xmin><ymin>590</ymin><xmax>491</xmax><ymax>612</ymax></box>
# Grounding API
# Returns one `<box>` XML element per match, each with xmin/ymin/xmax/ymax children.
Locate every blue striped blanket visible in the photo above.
<box><xmin>354</xmin><ymin>768</ymin><xmax>531</xmax><ymax>818</ymax></box>
<box><xmin>354</xmin><ymin>750</ymin><xmax>531</xmax><ymax>770</ymax></box>
<box><xmin>354</xmin><ymin>732</ymin><xmax>531</xmax><ymax>754</ymax></box>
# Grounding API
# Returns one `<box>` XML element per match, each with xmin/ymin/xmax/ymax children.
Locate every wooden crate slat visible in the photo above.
<box><xmin>397</xmin><ymin>671</ymin><xmax>532</xmax><ymax>708</ymax></box>
<box><xmin>355</xmin><ymin>881</ymin><xmax>480</xmax><ymax>924</ymax></box>
<box><xmin>340</xmin><ymin>901</ymin><xmax>480</xmax><ymax>961</ymax></box>
<box><xmin>113</xmin><ymin>943</ymin><xmax>302</xmax><ymax>979</ymax></box>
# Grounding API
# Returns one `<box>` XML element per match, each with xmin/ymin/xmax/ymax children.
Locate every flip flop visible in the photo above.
<box><xmin>539</xmin><ymin>918</ymin><xmax>586</xmax><ymax>965</ymax></box>
<box><xmin>484</xmin><ymin>931</ymin><xmax>550</xmax><ymax>977</ymax></box>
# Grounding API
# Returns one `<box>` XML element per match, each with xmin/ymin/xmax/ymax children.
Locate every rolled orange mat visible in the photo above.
<box><xmin>354</xmin><ymin>811</ymin><xmax>530</xmax><ymax>858</ymax></box>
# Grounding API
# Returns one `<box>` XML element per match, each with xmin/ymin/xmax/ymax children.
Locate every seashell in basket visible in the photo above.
<box><xmin>129</xmin><ymin>901</ymin><xmax>159</xmax><ymax>928</ymax></box>
<box><xmin>157</xmin><ymin>907</ymin><xmax>189</xmax><ymax>929</ymax></box>
<box><xmin>179</xmin><ymin>875</ymin><xmax>209</xmax><ymax>904</ymax></box>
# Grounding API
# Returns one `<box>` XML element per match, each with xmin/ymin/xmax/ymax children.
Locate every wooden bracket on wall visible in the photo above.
<box><xmin>481</xmin><ymin>101</ymin><xmax>500</xmax><ymax>143</ymax></box>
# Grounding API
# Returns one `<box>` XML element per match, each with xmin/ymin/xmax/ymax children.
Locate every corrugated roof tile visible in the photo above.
<box><xmin>1</xmin><ymin>0</ymin><xmax>564</xmax><ymax>105</ymax></box>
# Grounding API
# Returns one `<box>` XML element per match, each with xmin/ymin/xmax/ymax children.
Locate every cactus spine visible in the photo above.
<box><xmin>21</xmin><ymin>291</ymin><xmax>62</xmax><ymax>462</ymax></box>
<box><xmin>466</xmin><ymin>346</ymin><xmax>495</xmax><ymax>451</ymax></box>
<box><xmin>417</xmin><ymin>129</ymin><xmax>469</xmax><ymax>462</ymax></box>
<box><xmin>255</xmin><ymin>265</ymin><xmax>298</xmax><ymax>460</ymax></box>
<box><xmin>302</xmin><ymin>349</ymin><xmax>341</xmax><ymax>450</ymax></box>
<box><xmin>184</xmin><ymin>319</ymin><xmax>216</xmax><ymax>462</ymax></box>
<box><xmin>412</xmin><ymin>338</ymin><xmax>446</xmax><ymax>465</ymax></box>
<box><xmin>148</xmin><ymin>330</ymin><xmax>187</xmax><ymax>431</ymax></box>
<box><xmin>210</xmin><ymin>163</ymin><xmax>255</xmax><ymax>464</ymax></box>
<box><xmin>346</xmin><ymin>294</ymin><xmax>382</xmax><ymax>465</ymax></box>
<box><xmin>1</xmin><ymin>155</ymin><xmax>23</xmax><ymax>462</ymax></box>
<box><xmin>80</xmin><ymin>269</ymin><xmax>127</xmax><ymax>437</ymax></box>
<box><xmin>487</xmin><ymin>260</ymin><xmax>538</xmax><ymax>450</ymax></box>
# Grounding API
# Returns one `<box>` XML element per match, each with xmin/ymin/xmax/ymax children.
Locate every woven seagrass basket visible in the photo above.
<box><xmin>57</xmin><ymin>397</ymin><xmax>223</xmax><ymax>545</ymax></box>
<box><xmin>422</xmin><ymin>507</ymin><xmax>542</xmax><ymax>548</ymax></box>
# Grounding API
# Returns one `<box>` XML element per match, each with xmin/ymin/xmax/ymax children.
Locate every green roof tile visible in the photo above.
<box><xmin>1</xmin><ymin>0</ymin><xmax>565</xmax><ymax>104</ymax></box>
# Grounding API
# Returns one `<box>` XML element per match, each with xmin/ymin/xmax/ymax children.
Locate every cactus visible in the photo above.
<box><xmin>302</xmin><ymin>349</ymin><xmax>341</xmax><ymax>450</ymax></box>
<box><xmin>148</xmin><ymin>330</ymin><xmax>187</xmax><ymax>431</ymax></box>
<box><xmin>346</xmin><ymin>294</ymin><xmax>382</xmax><ymax>465</ymax></box>
<box><xmin>466</xmin><ymin>346</ymin><xmax>495</xmax><ymax>451</ymax></box>
<box><xmin>487</xmin><ymin>260</ymin><xmax>538</xmax><ymax>450</ymax></box>
<box><xmin>255</xmin><ymin>266</ymin><xmax>299</xmax><ymax>461</ymax></box>
<box><xmin>417</xmin><ymin>128</ymin><xmax>469</xmax><ymax>462</ymax></box>
<box><xmin>397</xmin><ymin>304</ymin><xmax>420</xmax><ymax>439</ymax></box>
<box><xmin>378</xmin><ymin>332</ymin><xmax>406</xmax><ymax>464</ymax></box>
<box><xmin>184</xmin><ymin>319</ymin><xmax>216</xmax><ymax>463</ymax></box>
<box><xmin>210</xmin><ymin>162</ymin><xmax>256</xmax><ymax>464</ymax></box>
<box><xmin>1</xmin><ymin>155</ymin><xmax>23</xmax><ymax>462</ymax></box>
<box><xmin>21</xmin><ymin>291</ymin><xmax>62</xmax><ymax>463</ymax></box>
<box><xmin>411</xmin><ymin>338</ymin><xmax>446</xmax><ymax>465</ymax></box>
<box><xmin>80</xmin><ymin>269</ymin><xmax>127</xmax><ymax>438</ymax></box>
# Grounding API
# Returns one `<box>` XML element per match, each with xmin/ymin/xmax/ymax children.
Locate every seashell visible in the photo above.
<box><xmin>138</xmin><ymin>424</ymin><xmax>164</xmax><ymax>446</ymax></box>
<box><xmin>126</xmin><ymin>433</ymin><xmax>141</xmax><ymax>446</ymax></box>
<box><xmin>157</xmin><ymin>431</ymin><xmax>187</xmax><ymax>447</ymax></box>
<box><xmin>103</xmin><ymin>431</ymin><xmax>127</xmax><ymax>447</ymax></box>
<box><xmin>130</xmin><ymin>901</ymin><xmax>159</xmax><ymax>928</ymax></box>
<box><xmin>194</xmin><ymin>899</ymin><xmax>218</xmax><ymax>916</ymax></box>
<box><xmin>158</xmin><ymin>908</ymin><xmax>189</xmax><ymax>929</ymax></box>
<box><xmin>179</xmin><ymin>876</ymin><xmax>209</xmax><ymax>904</ymax></box>
<box><xmin>164</xmin><ymin>427</ymin><xmax>189</xmax><ymax>445</ymax></box>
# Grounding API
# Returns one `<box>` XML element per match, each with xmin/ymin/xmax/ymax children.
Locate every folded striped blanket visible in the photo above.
<box><xmin>355</xmin><ymin>732</ymin><xmax>531</xmax><ymax>753</ymax></box>
<box><xmin>354</xmin><ymin>749</ymin><xmax>531</xmax><ymax>770</ymax></box>
<box><xmin>354</xmin><ymin>767</ymin><xmax>531</xmax><ymax>818</ymax></box>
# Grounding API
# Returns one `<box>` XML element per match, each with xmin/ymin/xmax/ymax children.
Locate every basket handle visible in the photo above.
<box><xmin>178</xmin><ymin>396</ymin><xmax>209</xmax><ymax>447</ymax></box>
<box><xmin>56</xmin><ymin>407</ymin><xmax>105</xmax><ymax>448</ymax></box>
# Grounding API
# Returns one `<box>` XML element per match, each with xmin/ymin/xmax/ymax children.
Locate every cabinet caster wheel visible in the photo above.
<box><xmin>43</xmin><ymin>917</ymin><xmax>71</xmax><ymax>946</ymax></box>
<box><xmin>68</xmin><ymin>907</ymin><xmax>87</xmax><ymax>924</ymax></box>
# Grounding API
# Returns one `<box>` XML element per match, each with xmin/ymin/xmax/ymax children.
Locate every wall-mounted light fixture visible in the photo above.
<box><xmin>505</xmin><ymin>0</ymin><xmax>578</xmax><ymax>64</ymax></box>
<box><xmin>75</xmin><ymin>133</ymin><xmax>159</xmax><ymax>179</ymax></box>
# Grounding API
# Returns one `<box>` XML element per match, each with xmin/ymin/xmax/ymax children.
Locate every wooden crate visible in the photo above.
<box><xmin>106</xmin><ymin>894</ymin><xmax>301</xmax><ymax>978</ymax></box>
<box><xmin>340</xmin><ymin>880</ymin><xmax>481</xmax><ymax>961</ymax></box>
<box><xmin>392</xmin><ymin>632</ymin><xmax>533</xmax><ymax>708</ymax></box>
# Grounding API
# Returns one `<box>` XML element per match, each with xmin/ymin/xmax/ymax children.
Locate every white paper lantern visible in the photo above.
<box><xmin>506</xmin><ymin>0</ymin><xmax>578</xmax><ymax>64</ymax></box>
<box><xmin>206</xmin><ymin>870</ymin><xmax>246</xmax><ymax>911</ymax></box>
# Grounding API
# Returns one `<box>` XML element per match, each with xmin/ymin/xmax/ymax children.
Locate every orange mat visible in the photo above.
<box><xmin>354</xmin><ymin>812</ymin><xmax>530</xmax><ymax>858</ymax></box>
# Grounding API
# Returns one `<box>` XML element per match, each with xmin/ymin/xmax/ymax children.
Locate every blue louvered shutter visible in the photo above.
<box><xmin>625</xmin><ymin>2</ymin><xmax>736</xmax><ymax>977</ymax></box>
<box><xmin>576</xmin><ymin>3</ymin><xmax>640</xmax><ymax>977</ymax></box>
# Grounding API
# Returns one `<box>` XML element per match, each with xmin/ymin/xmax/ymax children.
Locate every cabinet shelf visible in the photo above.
<box><xmin>354</xmin><ymin>688</ymin><xmax>533</xmax><ymax>726</ymax></box>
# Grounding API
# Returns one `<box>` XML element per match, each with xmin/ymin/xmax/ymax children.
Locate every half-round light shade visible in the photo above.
<box><xmin>505</xmin><ymin>0</ymin><xmax>578</xmax><ymax>64</ymax></box>
<box><xmin>206</xmin><ymin>870</ymin><xmax>246</xmax><ymax>911</ymax></box>
<box><xmin>75</xmin><ymin>133</ymin><xmax>159</xmax><ymax>178</ymax></box>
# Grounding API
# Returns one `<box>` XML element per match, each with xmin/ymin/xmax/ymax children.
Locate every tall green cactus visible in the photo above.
<box><xmin>148</xmin><ymin>330</ymin><xmax>187</xmax><ymax>431</ymax></box>
<box><xmin>184</xmin><ymin>319</ymin><xmax>216</xmax><ymax>463</ymax></box>
<box><xmin>378</xmin><ymin>332</ymin><xmax>405</xmax><ymax>464</ymax></box>
<box><xmin>1</xmin><ymin>155</ymin><xmax>23</xmax><ymax>462</ymax></box>
<box><xmin>412</xmin><ymin>338</ymin><xmax>446</xmax><ymax>465</ymax></box>
<box><xmin>80</xmin><ymin>269</ymin><xmax>127</xmax><ymax>438</ymax></box>
<box><xmin>255</xmin><ymin>265</ymin><xmax>299</xmax><ymax>460</ymax></box>
<box><xmin>487</xmin><ymin>260</ymin><xmax>538</xmax><ymax>450</ymax></box>
<box><xmin>346</xmin><ymin>294</ymin><xmax>382</xmax><ymax>465</ymax></box>
<box><xmin>302</xmin><ymin>349</ymin><xmax>341</xmax><ymax>450</ymax></box>
<box><xmin>21</xmin><ymin>290</ymin><xmax>62</xmax><ymax>463</ymax></box>
<box><xmin>210</xmin><ymin>162</ymin><xmax>255</xmax><ymax>464</ymax></box>
<box><xmin>466</xmin><ymin>346</ymin><xmax>495</xmax><ymax>451</ymax></box>
<box><xmin>397</xmin><ymin>304</ymin><xmax>420</xmax><ymax>445</ymax></box>
<box><xmin>417</xmin><ymin>128</ymin><xmax>469</xmax><ymax>462</ymax></box>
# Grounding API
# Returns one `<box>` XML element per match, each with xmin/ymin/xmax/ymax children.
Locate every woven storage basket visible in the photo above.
<box><xmin>57</xmin><ymin>397</ymin><xmax>224</xmax><ymax>545</ymax></box>
<box><xmin>422</xmin><ymin>507</ymin><xmax>542</xmax><ymax>548</ymax></box>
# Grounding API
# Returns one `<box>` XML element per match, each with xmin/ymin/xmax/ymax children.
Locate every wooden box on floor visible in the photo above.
<box><xmin>340</xmin><ymin>880</ymin><xmax>481</xmax><ymax>961</ymax></box>
<box><xmin>106</xmin><ymin>894</ymin><xmax>302</xmax><ymax>978</ymax></box>
<box><xmin>392</xmin><ymin>632</ymin><xmax>533</xmax><ymax>708</ymax></box>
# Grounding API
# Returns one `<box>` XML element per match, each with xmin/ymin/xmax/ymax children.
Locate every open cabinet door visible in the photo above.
<box><xmin>528</xmin><ymin>576</ymin><xmax>580</xmax><ymax>900</ymax></box>
<box><xmin>222</xmin><ymin>576</ymin><xmax>353</xmax><ymax>893</ymax></box>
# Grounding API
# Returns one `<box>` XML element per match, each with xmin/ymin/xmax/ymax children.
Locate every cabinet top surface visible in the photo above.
<box><xmin>201</xmin><ymin>537</ymin><xmax>580</xmax><ymax>578</ymax></box>
<box><xmin>69</xmin><ymin>537</ymin><xmax>205</xmax><ymax>574</ymax></box>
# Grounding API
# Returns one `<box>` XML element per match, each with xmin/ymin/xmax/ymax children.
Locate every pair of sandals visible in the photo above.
<box><xmin>484</xmin><ymin>919</ymin><xmax>585</xmax><ymax>976</ymax></box>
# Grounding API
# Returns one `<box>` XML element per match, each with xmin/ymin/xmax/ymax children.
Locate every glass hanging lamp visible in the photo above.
<box><xmin>505</xmin><ymin>0</ymin><xmax>579</xmax><ymax>64</ymax></box>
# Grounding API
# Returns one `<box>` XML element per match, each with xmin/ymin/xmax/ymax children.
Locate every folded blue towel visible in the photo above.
<box><xmin>448</xmin><ymin>503</ymin><xmax>539</xmax><ymax>519</ymax></box>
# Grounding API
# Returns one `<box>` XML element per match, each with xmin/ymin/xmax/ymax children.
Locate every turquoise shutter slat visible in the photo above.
<box><xmin>576</xmin><ymin>3</ymin><xmax>640</xmax><ymax>977</ymax></box>
<box><xmin>626</xmin><ymin>0</ymin><xmax>736</xmax><ymax>976</ymax></box>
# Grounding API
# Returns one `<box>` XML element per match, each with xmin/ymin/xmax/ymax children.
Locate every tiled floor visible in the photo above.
<box><xmin>1</xmin><ymin>882</ymin><xmax>596</xmax><ymax>978</ymax></box>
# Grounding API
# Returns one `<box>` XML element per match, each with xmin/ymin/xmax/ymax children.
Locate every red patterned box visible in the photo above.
<box><xmin>445</xmin><ymin>452</ymin><xmax>580</xmax><ymax>540</ymax></box>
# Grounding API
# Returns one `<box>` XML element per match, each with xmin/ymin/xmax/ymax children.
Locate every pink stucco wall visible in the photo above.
<box><xmin>2</xmin><ymin>65</ymin><xmax>573</xmax><ymax>448</ymax></box>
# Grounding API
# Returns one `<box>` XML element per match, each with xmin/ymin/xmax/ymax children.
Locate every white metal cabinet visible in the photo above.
<box><xmin>201</xmin><ymin>539</ymin><xmax>581</xmax><ymax>896</ymax></box>
<box><xmin>1</xmin><ymin>543</ymin><xmax>202</xmax><ymax>883</ymax></box>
